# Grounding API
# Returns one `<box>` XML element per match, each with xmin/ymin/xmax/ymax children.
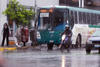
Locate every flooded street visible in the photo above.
<box><xmin>2</xmin><ymin>48</ymin><xmax>100</xmax><ymax>67</ymax></box>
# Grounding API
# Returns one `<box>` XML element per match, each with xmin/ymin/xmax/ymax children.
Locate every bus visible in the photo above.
<box><xmin>67</xmin><ymin>6</ymin><xmax>100</xmax><ymax>48</ymax></box>
<box><xmin>35</xmin><ymin>6</ymin><xmax>100</xmax><ymax>50</ymax></box>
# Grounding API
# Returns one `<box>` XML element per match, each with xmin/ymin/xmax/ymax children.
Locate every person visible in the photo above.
<box><xmin>15</xmin><ymin>25</ymin><xmax>21</xmax><ymax>46</ymax></box>
<box><xmin>21</xmin><ymin>26</ymin><xmax>29</xmax><ymax>46</ymax></box>
<box><xmin>61</xmin><ymin>25</ymin><xmax>72</xmax><ymax>37</ymax></box>
<box><xmin>59</xmin><ymin>25</ymin><xmax>72</xmax><ymax>52</ymax></box>
<box><xmin>24</xmin><ymin>26</ymin><xmax>29</xmax><ymax>43</ymax></box>
<box><xmin>30</xmin><ymin>27</ymin><xmax>37</xmax><ymax>46</ymax></box>
<box><xmin>1</xmin><ymin>23</ymin><xmax>9</xmax><ymax>47</ymax></box>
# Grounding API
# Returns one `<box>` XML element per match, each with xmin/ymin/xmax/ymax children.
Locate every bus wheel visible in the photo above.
<box><xmin>47</xmin><ymin>43</ymin><xmax>53</xmax><ymax>50</ymax></box>
<box><xmin>86</xmin><ymin>44</ymin><xmax>92</xmax><ymax>54</ymax></box>
<box><xmin>75</xmin><ymin>35</ymin><xmax>81</xmax><ymax>48</ymax></box>
<box><xmin>55</xmin><ymin>44</ymin><xmax>60</xmax><ymax>47</ymax></box>
<box><xmin>99</xmin><ymin>48</ymin><xmax>100</xmax><ymax>54</ymax></box>
<box><xmin>86</xmin><ymin>49</ymin><xmax>91</xmax><ymax>54</ymax></box>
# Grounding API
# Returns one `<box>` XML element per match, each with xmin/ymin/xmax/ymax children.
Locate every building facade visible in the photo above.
<box><xmin>59</xmin><ymin>0</ymin><xmax>100</xmax><ymax>6</ymax></box>
<box><xmin>72</xmin><ymin>0</ymin><xmax>100</xmax><ymax>6</ymax></box>
<box><xmin>92</xmin><ymin>0</ymin><xmax>100</xmax><ymax>6</ymax></box>
<box><xmin>0</xmin><ymin>0</ymin><xmax>8</xmax><ymax>43</ymax></box>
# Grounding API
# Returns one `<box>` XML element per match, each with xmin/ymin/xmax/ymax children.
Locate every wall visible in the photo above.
<box><xmin>0</xmin><ymin>0</ymin><xmax>7</xmax><ymax>44</ymax></box>
<box><xmin>17</xmin><ymin>0</ymin><xmax>59</xmax><ymax>7</ymax></box>
<box><xmin>36</xmin><ymin>0</ymin><xmax>59</xmax><ymax>7</ymax></box>
<box><xmin>17</xmin><ymin>0</ymin><xmax>34</xmax><ymax>6</ymax></box>
<box><xmin>92</xmin><ymin>0</ymin><xmax>100</xmax><ymax>6</ymax></box>
<box><xmin>72</xmin><ymin>0</ymin><xmax>100</xmax><ymax>6</ymax></box>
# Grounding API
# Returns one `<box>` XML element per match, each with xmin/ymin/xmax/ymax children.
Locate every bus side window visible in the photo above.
<box><xmin>91</xmin><ymin>14</ymin><xmax>96</xmax><ymax>25</ymax></box>
<box><xmin>69</xmin><ymin>11</ymin><xmax>74</xmax><ymax>29</ymax></box>
<box><xmin>83</xmin><ymin>12</ymin><xmax>86</xmax><ymax>24</ymax></box>
<box><xmin>94</xmin><ymin>14</ymin><xmax>96</xmax><ymax>25</ymax></box>
<box><xmin>98</xmin><ymin>15</ymin><xmax>100</xmax><ymax>24</ymax></box>
<box><xmin>53</xmin><ymin>11</ymin><xmax>64</xmax><ymax>27</ymax></box>
<box><xmin>95</xmin><ymin>14</ymin><xmax>98</xmax><ymax>25</ymax></box>
<box><xmin>79</xmin><ymin>12</ymin><xmax>81</xmax><ymax>24</ymax></box>
<box><xmin>85</xmin><ymin>13</ymin><xmax>88</xmax><ymax>24</ymax></box>
<box><xmin>97</xmin><ymin>15</ymin><xmax>100</xmax><ymax>25</ymax></box>
<box><xmin>73</xmin><ymin>11</ymin><xmax>77</xmax><ymax>24</ymax></box>
<box><xmin>88</xmin><ymin>13</ymin><xmax>91</xmax><ymax>25</ymax></box>
<box><xmin>71</xmin><ymin>11</ymin><xmax>75</xmax><ymax>24</ymax></box>
<box><xmin>70</xmin><ymin>17</ymin><xmax>74</xmax><ymax>29</ymax></box>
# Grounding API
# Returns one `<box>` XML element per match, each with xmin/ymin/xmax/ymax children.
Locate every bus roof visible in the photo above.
<box><xmin>67</xmin><ymin>6</ymin><xmax>100</xmax><ymax>14</ymax></box>
<box><xmin>39</xmin><ymin>6</ymin><xmax>100</xmax><ymax>14</ymax></box>
<box><xmin>39</xmin><ymin>5</ymin><xmax>67</xmax><ymax>9</ymax></box>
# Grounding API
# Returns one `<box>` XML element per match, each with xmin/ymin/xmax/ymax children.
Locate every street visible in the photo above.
<box><xmin>1</xmin><ymin>46</ymin><xmax>100</xmax><ymax>67</ymax></box>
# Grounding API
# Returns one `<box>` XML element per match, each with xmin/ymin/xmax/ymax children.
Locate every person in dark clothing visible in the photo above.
<box><xmin>1</xmin><ymin>23</ymin><xmax>9</xmax><ymax>47</ymax></box>
<box><xmin>60</xmin><ymin>25</ymin><xmax>72</xmax><ymax>52</ymax></box>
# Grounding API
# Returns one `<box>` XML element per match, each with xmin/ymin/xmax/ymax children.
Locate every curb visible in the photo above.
<box><xmin>0</xmin><ymin>47</ymin><xmax>17</xmax><ymax>51</ymax></box>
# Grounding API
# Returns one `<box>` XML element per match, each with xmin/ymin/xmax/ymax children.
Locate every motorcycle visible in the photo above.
<box><xmin>59</xmin><ymin>34</ymin><xmax>71</xmax><ymax>52</ymax></box>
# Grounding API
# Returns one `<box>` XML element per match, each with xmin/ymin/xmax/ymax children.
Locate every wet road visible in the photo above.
<box><xmin>2</xmin><ymin>47</ymin><xmax>100</xmax><ymax>67</ymax></box>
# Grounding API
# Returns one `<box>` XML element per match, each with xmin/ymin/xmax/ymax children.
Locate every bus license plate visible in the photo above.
<box><xmin>94</xmin><ymin>45</ymin><xmax>100</xmax><ymax>48</ymax></box>
<box><xmin>50</xmin><ymin>40</ymin><xmax>54</xmax><ymax>43</ymax></box>
<box><xmin>40</xmin><ymin>13</ymin><xmax>49</xmax><ymax>17</ymax></box>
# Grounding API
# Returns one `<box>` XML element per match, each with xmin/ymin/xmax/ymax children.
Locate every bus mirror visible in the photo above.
<box><xmin>49</xmin><ymin>9</ymin><xmax>53</xmax><ymax>13</ymax></box>
<box><xmin>67</xmin><ymin>20</ymin><xmax>69</xmax><ymax>24</ymax></box>
<box><xmin>48</xmin><ymin>28</ymin><xmax>52</xmax><ymax>31</ymax></box>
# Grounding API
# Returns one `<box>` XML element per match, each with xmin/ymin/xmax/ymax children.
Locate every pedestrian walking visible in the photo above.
<box><xmin>1</xmin><ymin>23</ymin><xmax>9</xmax><ymax>47</ymax></box>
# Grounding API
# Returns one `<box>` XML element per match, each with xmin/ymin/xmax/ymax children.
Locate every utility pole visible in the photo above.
<box><xmin>34</xmin><ymin>0</ymin><xmax>37</xmax><ymax>12</ymax></box>
<box><xmin>79</xmin><ymin>0</ymin><xmax>81</xmax><ymax>7</ymax></box>
<box><xmin>33</xmin><ymin>0</ymin><xmax>37</xmax><ymax>28</ymax></box>
<box><xmin>82</xmin><ymin>0</ymin><xmax>84</xmax><ymax>8</ymax></box>
<box><xmin>79</xmin><ymin>0</ymin><xmax>84</xmax><ymax>8</ymax></box>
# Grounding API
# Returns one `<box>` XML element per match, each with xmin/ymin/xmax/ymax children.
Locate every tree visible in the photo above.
<box><xmin>3</xmin><ymin>0</ymin><xmax>35</xmax><ymax>26</ymax></box>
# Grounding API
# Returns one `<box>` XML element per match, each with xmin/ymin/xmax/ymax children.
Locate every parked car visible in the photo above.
<box><xmin>86</xmin><ymin>30</ymin><xmax>100</xmax><ymax>54</ymax></box>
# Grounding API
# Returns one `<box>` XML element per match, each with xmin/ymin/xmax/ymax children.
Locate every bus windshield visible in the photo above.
<box><xmin>53</xmin><ymin>8</ymin><xmax>67</xmax><ymax>29</ymax></box>
<box><xmin>38</xmin><ymin>8</ymin><xmax>68</xmax><ymax>30</ymax></box>
<box><xmin>39</xmin><ymin>12</ymin><xmax>51</xmax><ymax>30</ymax></box>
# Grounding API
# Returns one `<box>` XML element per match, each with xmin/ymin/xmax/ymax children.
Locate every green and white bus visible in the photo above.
<box><xmin>35</xmin><ymin>6</ymin><xmax>100</xmax><ymax>49</ymax></box>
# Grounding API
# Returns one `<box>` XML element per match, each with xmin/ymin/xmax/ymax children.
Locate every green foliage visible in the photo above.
<box><xmin>3</xmin><ymin>0</ymin><xmax>35</xmax><ymax>25</ymax></box>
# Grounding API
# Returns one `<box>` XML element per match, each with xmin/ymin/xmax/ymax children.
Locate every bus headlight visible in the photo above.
<box><xmin>37</xmin><ymin>31</ymin><xmax>41</xmax><ymax>39</ymax></box>
<box><xmin>87</xmin><ymin>40</ymin><xmax>92</xmax><ymax>44</ymax></box>
<box><xmin>62</xmin><ymin>34</ymin><xmax>66</xmax><ymax>41</ymax></box>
